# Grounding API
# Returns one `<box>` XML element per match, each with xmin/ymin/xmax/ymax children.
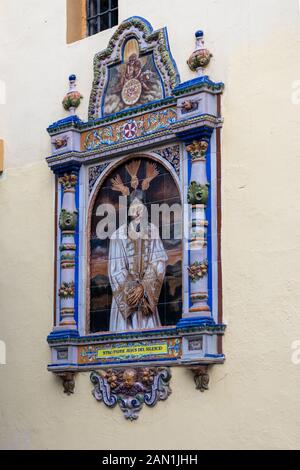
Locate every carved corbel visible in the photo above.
<box><xmin>90</xmin><ymin>367</ymin><xmax>172</xmax><ymax>421</ymax></box>
<box><xmin>190</xmin><ymin>366</ymin><xmax>210</xmax><ymax>392</ymax></box>
<box><xmin>56</xmin><ymin>372</ymin><xmax>76</xmax><ymax>396</ymax></box>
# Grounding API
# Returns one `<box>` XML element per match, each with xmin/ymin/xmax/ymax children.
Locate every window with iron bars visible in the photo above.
<box><xmin>87</xmin><ymin>0</ymin><xmax>118</xmax><ymax>36</ymax></box>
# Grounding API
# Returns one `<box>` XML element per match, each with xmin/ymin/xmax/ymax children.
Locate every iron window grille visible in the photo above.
<box><xmin>87</xmin><ymin>0</ymin><xmax>118</xmax><ymax>36</ymax></box>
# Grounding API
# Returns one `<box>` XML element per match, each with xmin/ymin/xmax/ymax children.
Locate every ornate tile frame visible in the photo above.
<box><xmin>46</xmin><ymin>17</ymin><xmax>226</xmax><ymax>404</ymax></box>
<box><xmin>88</xmin><ymin>16</ymin><xmax>180</xmax><ymax>119</ymax></box>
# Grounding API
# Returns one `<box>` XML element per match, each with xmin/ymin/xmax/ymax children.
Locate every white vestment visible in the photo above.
<box><xmin>108</xmin><ymin>223</ymin><xmax>168</xmax><ymax>332</ymax></box>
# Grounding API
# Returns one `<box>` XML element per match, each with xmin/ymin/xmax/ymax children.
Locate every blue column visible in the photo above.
<box><xmin>177</xmin><ymin>128</ymin><xmax>215</xmax><ymax>328</ymax></box>
<box><xmin>49</xmin><ymin>163</ymin><xmax>81</xmax><ymax>339</ymax></box>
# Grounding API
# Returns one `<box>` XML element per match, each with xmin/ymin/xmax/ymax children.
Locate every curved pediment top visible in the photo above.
<box><xmin>88</xmin><ymin>16</ymin><xmax>180</xmax><ymax>121</ymax></box>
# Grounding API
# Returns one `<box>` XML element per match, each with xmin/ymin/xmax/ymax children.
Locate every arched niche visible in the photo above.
<box><xmin>88</xmin><ymin>155</ymin><xmax>183</xmax><ymax>333</ymax></box>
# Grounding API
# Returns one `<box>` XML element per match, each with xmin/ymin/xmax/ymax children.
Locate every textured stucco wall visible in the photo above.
<box><xmin>0</xmin><ymin>0</ymin><xmax>300</xmax><ymax>450</ymax></box>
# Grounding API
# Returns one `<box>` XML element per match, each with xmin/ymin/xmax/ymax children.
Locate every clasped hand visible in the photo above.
<box><xmin>127</xmin><ymin>284</ymin><xmax>144</xmax><ymax>307</ymax></box>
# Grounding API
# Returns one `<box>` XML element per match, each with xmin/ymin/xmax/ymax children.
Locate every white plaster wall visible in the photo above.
<box><xmin>0</xmin><ymin>0</ymin><xmax>300</xmax><ymax>450</ymax></box>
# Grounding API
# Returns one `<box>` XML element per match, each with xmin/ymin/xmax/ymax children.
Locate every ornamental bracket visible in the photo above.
<box><xmin>56</xmin><ymin>372</ymin><xmax>76</xmax><ymax>396</ymax></box>
<box><xmin>90</xmin><ymin>367</ymin><xmax>172</xmax><ymax>421</ymax></box>
<box><xmin>190</xmin><ymin>366</ymin><xmax>210</xmax><ymax>392</ymax></box>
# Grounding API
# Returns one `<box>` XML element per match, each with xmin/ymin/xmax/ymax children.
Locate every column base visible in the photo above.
<box><xmin>177</xmin><ymin>316</ymin><xmax>215</xmax><ymax>328</ymax></box>
<box><xmin>47</xmin><ymin>326</ymin><xmax>79</xmax><ymax>341</ymax></box>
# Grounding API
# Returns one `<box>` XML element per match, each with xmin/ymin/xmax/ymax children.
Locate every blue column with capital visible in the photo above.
<box><xmin>47</xmin><ymin>75</ymin><xmax>83</xmax><ymax>340</ymax></box>
<box><xmin>177</xmin><ymin>128</ymin><xmax>215</xmax><ymax>328</ymax></box>
<box><xmin>49</xmin><ymin>163</ymin><xmax>81</xmax><ymax>339</ymax></box>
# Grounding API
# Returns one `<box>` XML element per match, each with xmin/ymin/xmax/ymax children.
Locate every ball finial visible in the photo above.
<box><xmin>187</xmin><ymin>30</ymin><xmax>212</xmax><ymax>76</ymax></box>
<box><xmin>62</xmin><ymin>74</ymin><xmax>83</xmax><ymax>115</ymax></box>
